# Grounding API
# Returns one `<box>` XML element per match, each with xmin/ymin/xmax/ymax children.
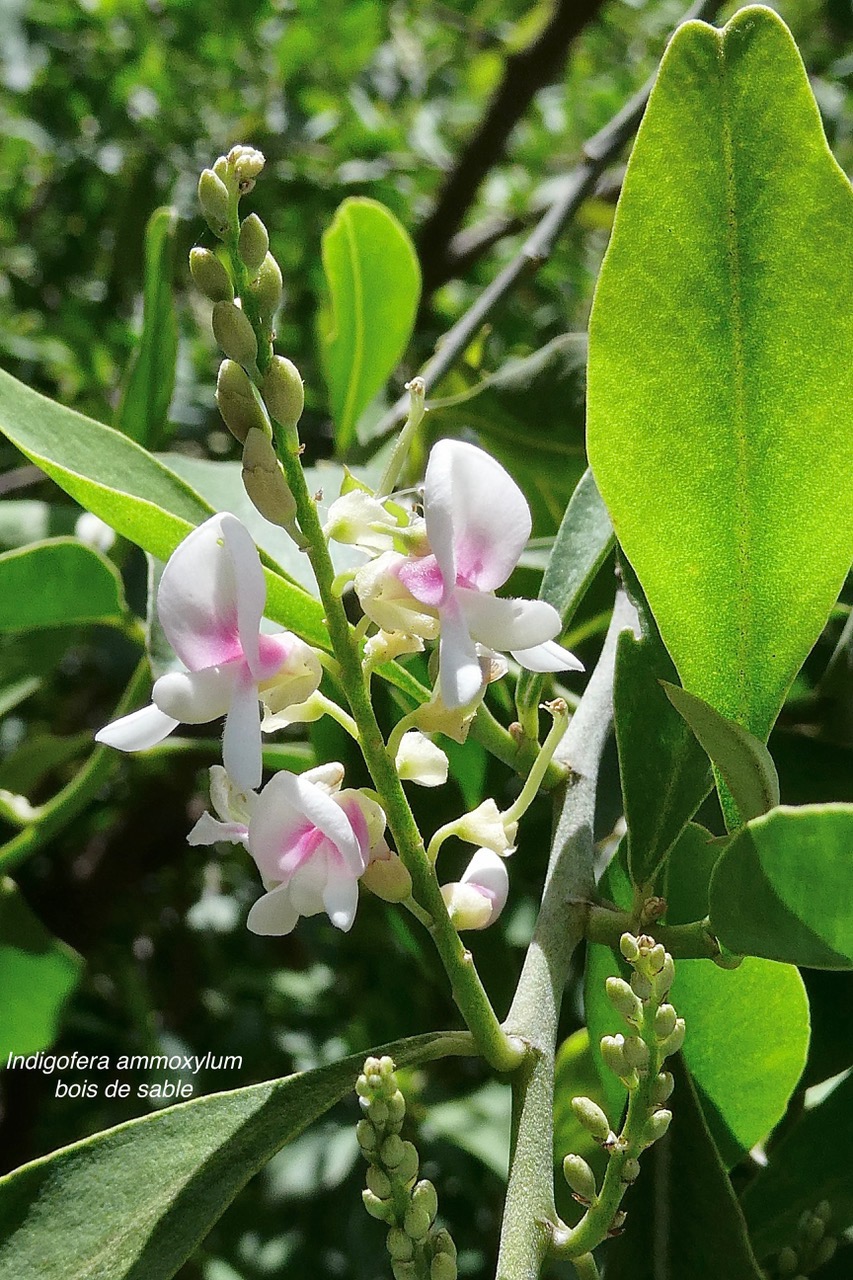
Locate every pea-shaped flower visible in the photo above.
<box><xmin>96</xmin><ymin>513</ymin><xmax>320</xmax><ymax>791</ymax></box>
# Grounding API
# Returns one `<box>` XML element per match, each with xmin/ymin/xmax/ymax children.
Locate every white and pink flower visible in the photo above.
<box><xmin>96</xmin><ymin>513</ymin><xmax>321</xmax><ymax>791</ymax></box>
<box><xmin>441</xmin><ymin>848</ymin><xmax>509</xmax><ymax>931</ymax></box>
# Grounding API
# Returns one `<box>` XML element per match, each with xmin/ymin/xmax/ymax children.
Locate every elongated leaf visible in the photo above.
<box><xmin>0</xmin><ymin>878</ymin><xmax>83</xmax><ymax>1059</ymax></box>
<box><xmin>662</xmin><ymin>682</ymin><xmax>780</xmax><ymax>827</ymax></box>
<box><xmin>0</xmin><ymin>1031</ymin><xmax>473</xmax><ymax>1280</ymax></box>
<box><xmin>605</xmin><ymin>1056</ymin><xmax>763</xmax><ymax>1280</ymax></box>
<box><xmin>710</xmin><ymin>805</ymin><xmax>853</xmax><ymax>969</ymax></box>
<box><xmin>0</xmin><ymin>368</ymin><xmax>328</xmax><ymax>648</ymax></box>
<box><xmin>516</xmin><ymin>467</ymin><xmax>614</xmax><ymax>715</ymax></box>
<box><xmin>0</xmin><ymin>539</ymin><xmax>125</xmax><ymax>632</ymax></box>
<box><xmin>587</xmin><ymin>7</ymin><xmax>853</xmax><ymax>741</ymax></box>
<box><xmin>115</xmin><ymin>207</ymin><xmax>178</xmax><ymax>448</ymax></box>
<box><xmin>741</xmin><ymin>1070</ymin><xmax>853</xmax><ymax>1258</ymax></box>
<box><xmin>321</xmin><ymin>198</ymin><xmax>420</xmax><ymax>452</ymax></box>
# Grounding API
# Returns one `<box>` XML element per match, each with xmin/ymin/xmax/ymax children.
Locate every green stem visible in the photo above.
<box><xmin>0</xmin><ymin>657</ymin><xmax>151</xmax><ymax>875</ymax></box>
<box><xmin>272</xmin><ymin>418</ymin><xmax>523</xmax><ymax>1072</ymax></box>
<box><xmin>585</xmin><ymin>905</ymin><xmax>721</xmax><ymax>961</ymax></box>
<box><xmin>502</xmin><ymin>700</ymin><xmax>569</xmax><ymax>826</ymax></box>
<box><xmin>376</xmin><ymin>378</ymin><xmax>426</xmax><ymax>497</ymax></box>
<box><xmin>495</xmin><ymin>593</ymin><xmax>635</xmax><ymax>1280</ymax></box>
<box><xmin>571</xmin><ymin>1254</ymin><xmax>601</xmax><ymax>1280</ymax></box>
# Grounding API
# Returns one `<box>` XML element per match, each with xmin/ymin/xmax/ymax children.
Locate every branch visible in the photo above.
<box><xmin>496</xmin><ymin>590</ymin><xmax>637</xmax><ymax>1280</ymax></box>
<box><xmin>372</xmin><ymin>0</ymin><xmax>721</xmax><ymax>445</ymax></box>
<box><xmin>418</xmin><ymin>0</ymin><xmax>606</xmax><ymax>293</ymax></box>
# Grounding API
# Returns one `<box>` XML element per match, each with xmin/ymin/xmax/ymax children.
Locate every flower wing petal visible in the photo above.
<box><xmin>438</xmin><ymin>599</ymin><xmax>483</xmax><ymax>709</ymax></box>
<box><xmin>322</xmin><ymin>872</ymin><xmax>359</xmax><ymax>932</ymax></box>
<box><xmin>152</xmin><ymin>663</ymin><xmax>241</xmax><ymax>723</ymax></box>
<box><xmin>95</xmin><ymin>704</ymin><xmax>179</xmax><ymax>751</ymax></box>
<box><xmin>186</xmin><ymin>812</ymin><xmax>249</xmax><ymax>847</ymax></box>
<box><xmin>456</xmin><ymin>589</ymin><xmax>561</xmax><ymax>652</ymax></box>
<box><xmin>246</xmin><ymin>884</ymin><xmax>300</xmax><ymax>936</ymax></box>
<box><xmin>222</xmin><ymin>674</ymin><xmax>263</xmax><ymax>791</ymax></box>
<box><xmin>510</xmin><ymin>639</ymin><xmax>585</xmax><ymax>673</ymax></box>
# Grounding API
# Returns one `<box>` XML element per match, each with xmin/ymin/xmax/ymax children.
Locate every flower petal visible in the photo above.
<box><xmin>222</xmin><ymin>674</ymin><xmax>263</xmax><ymax>792</ymax></box>
<box><xmin>157</xmin><ymin>514</ymin><xmax>245</xmax><ymax>670</ymax></box>
<box><xmin>438</xmin><ymin>599</ymin><xmax>483</xmax><ymax>709</ymax></box>
<box><xmin>186</xmin><ymin>812</ymin><xmax>249</xmax><ymax>847</ymax></box>
<box><xmin>152</xmin><ymin>663</ymin><xmax>241</xmax><ymax>723</ymax></box>
<box><xmin>510</xmin><ymin>639</ymin><xmax>585</xmax><ymax>673</ymax></box>
<box><xmin>456</xmin><ymin>589</ymin><xmax>561</xmax><ymax>652</ymax></box>
<box><xmin>95</xmin><ymin>703</ymin><xmax>179</xmax><ymax>752</ymax></box>
<box><xmin>395</xmin><ymin>730</ymin><xmax>449</xmax><ymax>787</ymax></box>
<box><xmin>249</xmin><ymin>770</ymin><xmax>362</xmax><ymax>880</ymax></box>
<box><xmin>424</xmin><ymin>440</ymin><xmax>531</xmax><ymax>592</ymax></box>
<box><xmin>322</xmin><ymin>871</ymin><xmax>360</xmax><ymax>932</ymax></box>
<box><xmin>246</xmin><ymin>884</ymin><xmax>300</xmax><ymax>936</ymax></box>
<box><xmin>461</xmin><ymin>848</ymin><xmax>510</xmax><ymax>915</ymax></box>
<box><xmin>221</xmin><ymin>513</ymin><xmax>266</xmax><ymax>678</ymax></box>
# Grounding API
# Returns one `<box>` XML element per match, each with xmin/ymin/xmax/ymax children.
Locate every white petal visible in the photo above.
<box><xmin>95</xmin><ymin>703</ymin><xmax>179</xmax><ymax>752</ymax></box>
<box><xmin>152</xmin><ymin>663</ymin><xmax>241</xmax><ymax>723</ymax></box>
<box><xmin>246</xmin><ymin>884</ymin><xmax>300</xmax><ymax>936</ymax></box>
<box><xmin>301</xmin><ymin>763</ymin><xmax>345</xmax><ymax>794</ymax></box>
<box><xmin>440</xmin><ymin>881</ymin><xmax>494</xmax><ymax>931</ymax></box>
<box><xmin>438</xmin><ymin>599</ymin><xmax>483</xmax><ymax>709</ymax></box>
<box><xmin>395</xmin><ymin>730</ymin><xmax>449</xmax><ymax>787</ymax></box>
<box><xmin>456</xmin><ymin>799</ymin><xmax>514</xmax><ymax>855</ymax></box>
<box><xmin>322</xmin><ymin>872</ymin><xmax>359</xmax><ymax>932</ymax></box>
<box><xmin>461</xmin><ymin>848</ymin><xmax>509</xmax><ymax>918</ymax></box>
<box><xmin>288</xmin><ymin>853</ymin><xmax>330</xmax><ymax>918</ymax></box>
<box><xmin>249</xmin><ymin>770</ymin><xmax>362</xmax><ymax>879</ymax></box>
<box><xmin>221</xmin><ymin>514</ymin><xmax>266</xmax><ymax>678</ymax></box>
<box><xmin>511</xmin><ymin>639</ymin><xmax>585</xmax><ymax>673</ymax></box>
<box><xmin>457</xmin><ymin>589</ymin><xmax>561</xmax><ymax>652</ymax></box>
<box><xmin>424</xmin><ymin>440</ymin><xmax>531</xmax><ymax>592</ymax></box>
<box><xmin>208</xmin><ymin>764</ymin><xmax>256</xmax><ymax>826</ymax></box>
<box><xmin>186</xmin><ymin>812</ymin><xmax>249</xmax><ymax>847</ymax></box>
<box><xmin>223</xmin><ymin>675</ymin><xmax>262</xmax><ymax>792</ymax></box>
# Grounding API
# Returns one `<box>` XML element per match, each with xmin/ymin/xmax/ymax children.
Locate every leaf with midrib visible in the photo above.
<box><xmin>0</xmin><ymin>540</ymin><xmax>126</xmax><ymax>632</ymax></box>
<box><xmin>587</xmin><ymin>6</ymin><xmax>853</xmax><ymax>741</ymax></box>
<box><xmin>0</xmin><ymin>1031</ymin><xmax>473</xmax><ymax>1280</ymax></box>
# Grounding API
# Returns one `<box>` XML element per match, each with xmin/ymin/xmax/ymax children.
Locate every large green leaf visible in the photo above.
<box><xmin>320</xmin><ymin>197</ymin><xmax>420</xmax><ymax>453</ymax></box>
<box><xmin>0</xmin><ymin>540</ymin><xmax>126</xmax><ymax>632</ymax></box>
<box><xmin>710</xmin><ymin>805</ymin><xmax>853</xmax><ymax>969</ymax></box>
<box><xmin>741</xmin><ymin>1069</ymin><xmax>853</xmax><ymax>1259</ymax></box>
<box><xmin>587</xmin><ymin>7</ymin><xmax>853</xmax><ymax>740</ymax></box>
<box><xmin>0</xmin><ymin>878</ymin><xmax>83</xmax><ymax>1059</ymax></box>
<box><xmin>114</xmin><ymin>207</ymin><xmax>178</xmax><ymax>449</ymax></box>
<box><xmin>0</xmin><ymin>1031</ymin><xmax>472</xmax><ymax>1280</ymax></box>
<box><xmin>0</xmin><ymin>368</ymin><xmax>328</xmax><ymax>648</ymax></box>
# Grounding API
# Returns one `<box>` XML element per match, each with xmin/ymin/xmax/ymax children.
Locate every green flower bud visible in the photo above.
<box><xmin>262</xmin><ymin>355</ymin><xmax>305</xmax><ymax>430</ymax></box>
<box><xmin>646</xmin><ymin>943</ymin><xmax>667</xmax><ymax>974</ymax></box>
<box><xmin>380</xmin><ymin>1133</ymin><xmax>406</xmax><ymax>1169</ymax></box>
<box><xmin>431</xmin><ymin>1255</ymin><xmax>457</xmax><ymax>1280</ymax></box>
<box><xmin>387</xmin><ymin>1227</ymin><xmax>414</xmax><ymax>1261</ymax></box>
<box><xmin>642</xmin><ymin>1109</ymin><xmax>672</xmax><ymax>1147</ymax></box>
<box><xmin>630</xmin><ymin>971</ymin><xmax>653</xmax><ymax>1001</ymax></box>
<box><xmin>654</xmin><ymin>1005</ymin><xmax>678</xmax><ymax>1042</ymax></box>
<box><xmin>189</xmin><ymin>247</ymin><xmax>233</xmax><ymax>302</ymax></box>
<box><xmin>198</xmin><ymin>168</ymin><xmax>231</xmax><ymax>235</ymax></box>
<box><xmin>386</xmin><ymin>1090</ymin><xmax>407</xmax><ymax>1124</ymax></box>
<box><xmin>228</xmin><ymin>143</ymin><xmax>265</xmax><ymax>189</ymax></box>
<box><xmin>651</xmin><ymin>1071</ymin><xmax>675</xmax><ymax>1105</ymax></box>
<box><xmin>432</xmin><ymin>1229</ymin><xmax>457</xmax><ymax>1259</ymax></box>
<box><xmin>356</xmin><ymin>1120</ymin><xmax>377</xmax><ymax>1154</ymax></box>
<box><xmin>395</xmin><ymin>1142</ymin><xmax>419</xmax><ymax>1185</ymax></box>
<box><xmin>620</xmin><ymin>933</ymin><xmax>641</xmax><ymax>963</ymax></box>
<box><xmin>249</xmin><ymin>251</ymin><xmax>283</xmax><ymax>321</ymax></box>
<box><xmin>600</xmin><ymin>1034</ymin><xmax>629</xmax><ymax>1078</ymax></box>
<box><xmin>814</xmin><ymin>1200</ymin><xmax>832</xmax><ymax>1224</ymax></box>
<box><xmin>367</xmin><ymin>1166</ymin><xmax>392</xmax><ymax>1199</ymax></box>
<box><xmin>355</xmin><ymin>1073</ymin><xmax>370</xmax><ymax>1099</ymax></box>
<box><xmin>812</xmin><ymin>1236</ymin><xmax>837</xmax><ymax>1268</ymax></box>
<box><xmin>606</xmin><ymin>977</ymin><xmax>643</xmax><ymax>1026</ymax></box>
<box><xmin>213</xmin><ymin>155</ymin><xmax>229</xmax><ymax>182</ymax></box>
<box><xmin>216</xmin><ymin>359</ymin><xmax>268</xmax><ymax>443</ymax></box>
<box><xmin>404</xmin><ymin>1205</ymin><xmax>431</xmax><ymax>1241</ymax></box>
<box><xmin>803</xmin><ymin>1213</ymin><xmax>826</xmax><ymax>1246</ymax></box>
<box><xmin>364</xmin><ymin>1056</ymin><xmax>381</xmax><ymax>1074</ymax></box>
<box><xmin>378</xmin><ymin>1055</ymin><xmax>395</xmax><ymax>1078</ymax></box>
<box><xmin>412</xmin><ymin>1180</ymin><xmax>438</xmax><ymax>1225</ymax></box>
<box><xmin>622</xmin><ymin>1035</ymin><xmax>650</xmax><ymax>1072</ymax></box>
<box><xmin>362</xmin><ymin>1189</ymin><xmax>391</xmax><ymax>1221</ymax></box>
<box><xmin>562</xmin><ymin>1153</ymin><xmax>597</xmax><ymax>1202</ymax></box>
<box><xmin>571</xmin><ymin>1097</ymin><xmax>612</xmax><ymax>1144</ymax></box>
<box><xmin>392</xmin><ymin>1263</ymin><xmax>417</xmax><ymax>1280</ymax></box>
<box><xmin>776</xmin><ymin>1246</ymin><xmax>798</xmax><ymax>1276</ymax></box>
<box><xmin>652</xmin><ymin>954</ymin><xmax>675</xmax><ymax>999</ymax></box>
<box><xmin>659</xmin><ymin>1018</ymin><xmax>686</xmax><ymax>1059</ymax></box>
<box><xmin>621</xmin><ymin>1157</ymin><xmax>641</xmax><ymax>1183</ymax></box>
<box><xmin>367</xmin><ymin>1097</ymin><xmax>389</xmax><ymax>1127</ymax></box>
<box><xmin>241</xmin><ymin>429</ymin><xmax>298</xmax><ymax>528</ymax></box>
<box><xmin>211</xmin><ymin>300</ymin><xmax>258</xmax><ymax>366</ymax></box>
<box><xmin>239</xmin><ymin>212</ymin><xmax>270</xmax><ymax>275</ymax></box>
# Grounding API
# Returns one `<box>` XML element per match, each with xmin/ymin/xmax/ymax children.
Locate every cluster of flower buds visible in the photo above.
<box><xmin>356</xmin><ymin>1056</ymin><xmax>457</xmax><ymax>1280</ymax></box>
<box><xmin>775</xmin><ymin>1201</ymin><xmax>837</xmax><ymax>1279</ymax></box>
<box><xmin>560</xmin><ymin>935</ymin><xmax>684</xmax><ymax>1244</ymax></box>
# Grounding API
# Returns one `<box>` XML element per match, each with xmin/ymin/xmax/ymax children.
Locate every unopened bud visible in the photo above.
<box><xmin>250</xmin><ymin>251</ymin><xmax>283</xmax><ymax>321</ymax></box>
<box><xmin>189</xmin><ymin>247</ymin><xmax>233</xmax><ymax>301</ymax></box>
<box><xmin>362</xmin><ymin>850</ymin><xmax>413</xmax><ymax>903</ymax></box>
<box><xmin>213</xmin><ymin>155</ymin><xmax>229</xmax><ymax>181</ymax></box>
<box><xmin>651</xmin><ymin>1071</ymin><xmax>674</xmax><ymax>1105</ymax></box>
<box><xmin>562</xmin><ymin>1153</ymin><xmax>597</xmax><ymax>1202</ymax></box>
<box><xmin>356</xmin><ymin>1118</ymin><xmax>377</xmax><ymax>1152</ymax></box>
<box><xmin>571</xmin><ymin>1096</ymin><xmax>612</xmax><ymax>1144</ymax></box>
<box><xmin>228</xmin><ymin>143</ymin><xmax>265</xmax><ymax>188</ymax></box>
<box><xmin>642</xmin><ymin>1109</ymin><xmax>672</xmax><ymax>1147</ymax></box>
<box><xmin>238</xmin><ymin>213</ymin><xmax>270</xmax><ymax>274</ymax></box>
<box><xmin>212</xmin><ymin>300</ymin><xmax>258</xmax><ymax>366</ymax></box>
<box><xmin>366</xmin><ymin>1166</ymin><xmax>392</xmax><ymax>1199</ymax></box>
<box><xmin>814</xmin><ymin>1200</ymin><xmax>832</xmax><ymax>1224</ymax></box>
<box><xmin>262</xmin><ymin>355</ymin><xmax>305</xmax><ymax>429</ymax></box>
<box><xmin>379</xmin><ymin>1134</ymin><xmax>405</xmax><ymax>1168</ymax></box>
<box><xmin>386</xmin><ymin>1090</ymin><xmax>406</xmax><ymax>1124</ymax></box>
<box><xmin>812</xmin><ymin>1237</ymin><xmax>837</xmax><ymax>1267</ymax></box>
<box><xmin>431</xmin><ymin>1255</ymin><xmax>457</xmax><ymax>1280</ymax></box>
<box><xmin>630</xmin><ymin>970</ymin><xmax>653</xmax><ymax>1001</ymax></box>
<box><xmin>803</xmin><ymin>1213</ymin><xmax>826</xmax><ymax>1246</ymax></box>
<box><xmin>387</xmin><ymin>1227</ymin><xmax>414</xmax><ymax>1261</ymax></box>
<box><xmin>621</xmin><ymin>1157</ymin><xmax>641</xmax><ymax>1183</ymax></box>
<box><xmin>655</xmin><ymin>1005</ymin><xmax>677</xmax><ymax>1042</ymax></box>
<box><xmin>355</xmin><ymin>1073</ymin><xmax>370</xmax><ymax>1099</ymax></box>
<box><xmin>620</xmin><ymin>933</ymin><xmax>640</xmax><ymax>963</ymax></box>
<box><xmin>362</xmin><ymin>1189</ymin><xmax>391</xmax><ymax>1221</ymax></box>
<box><xmin>646</xmin><ymin>943</ymin><xmax>667</xmax><ymax>973</ymax></box>
<box><xmin>652</xmin><ymin>954</ymin><xmax>675</xmax><ymax>999</ymax></box>
<box><xmin>198</xmin><ymin>168</ymin><xmax>231</xmax><ymax>235</ymax></box>
<box><xmin>241</xmin><ymin>428</ymin><xmax>298</xmax><ymax>528</ymax></box>
<box><xmin>412</xmin><ymin>1180</ymin><xmax>438</xmax><ymax>1225</ymax></box>
<box><xmin>600</xmin><ymin>1035</ymin><xmax>629</xmax><ymax>1079</ymax></box>
<box><xmin>367</xmin><ymin>1097</ymin><xmax>389</xmax><ymax>1127</ymax></box>
<box><xmin>776</xmin><ymin>1246</ymin><xmax>798</xmax><ymax>1276</ymax></box>
<box><xmin>392</xmin><ymin>1263</ymin><xmax>417</xmax><ymax>1280</ymax></box>
<box><xmin>216</xmin><ymin>359</ymin><xmax>268</xmax><ymax>442</ymax></box>
<box><xmin>606</xmin><ymin>977</ymin><xmax>643</xmax><ymax>1027</ymax></box>
<box><xmin>404</xmin><ymin>1205</ymin><xmax>431</xmax><ymax>1241</ymax></box>
<box><xmin>622</xmin><ymin>1035</ymin><xmax>650</xmax><ymax>1072</ymax></box>
<box><xmin>659</xmin><ymin>1018</ymin><xmax>686</xmax><ymax>1058</ymax></box>
<box><xmin>395</xmin><ymin>1142</ymin><xmax>419</xmax><ymax>1185</ymax></box>
<box><xmin>432</xmin><ymin>1229</ymin><xmax>457</xmax><ymax>1259</ymax></box>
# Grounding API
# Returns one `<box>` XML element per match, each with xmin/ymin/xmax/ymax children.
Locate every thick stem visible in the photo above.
<box><xmin>585</xmin><ymin>906</ymin><xmax>721</xmax><ymax>961</ymax></box>
<box><xmin>495</xmin><ymin>592</ymin><xmax>636</xmax><ymax>1280</ymax></box>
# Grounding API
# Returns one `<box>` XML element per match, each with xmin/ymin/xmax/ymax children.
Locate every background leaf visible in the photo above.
<box><xmin>114</xmin><ymin>207</ymin><xmax>178</xmax><ymax>449</ymax></box>
<box><xmin>320</xmin><ymin>197</ymin><xmax>420</xmax><ymax>453</ymax></box>
<box><xmin>587</xmin><ymin>7</ymin><xmax>853</xmax><ymax>740</ymax></box>
<box><xmin>0</xmin><ymin>539</ymin><xmax>126</xmax><ymax>632</ymax></box>
<box><xmin>0</xmin><ymin>878</ymin><xmax>83</xmax><ymax>1059</ymax></box>
<box><xmin>710</xmin><ymin>805</ymin><xmax>853</xmax><ymax>969</ymax></box>
<box><xmin>0</xmin><ymin>1031</ymin><xmax>472</xmax><ymax>1280</ymax></box>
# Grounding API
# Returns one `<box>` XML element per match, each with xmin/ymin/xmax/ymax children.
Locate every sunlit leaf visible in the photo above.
<box><xmin>0</xmin><ymin>539</ymin><xmax>126</xmax><ymax>632</ymax></box>
<box><xmin>0</xmin><ymin>878</ymin><xmax>83</xmax><ymax>1059</ymax></box>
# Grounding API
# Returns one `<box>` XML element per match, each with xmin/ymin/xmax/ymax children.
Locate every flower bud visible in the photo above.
<box><xmin>211</xmin><ymin>300</ymin><xmax>258</xmax><ymax>366</ymax></box>
<box><xmin>651</xmin><ymin>1071</ymin><xmax>674</xmax><ymax>1105</ymax></box>
<box><xmin>189</xmin><ymin>247</ymin><xmax>233</xmax><ymax>302</ymax></box>
<box><xmin>620</xmin><ymin>933</ymin><xmax>641</xmax><ymax>963</ymax></box>
<box><xmin>630</xmin><ymin>971</ymin><xmax>653</xmax><ymax>1001</ymax></box>
<box><xmin>198</xmin><ymin>168</ymin><xmax>230</xmax><ymax>235</ymax></box>
<box><xmin>646</xmin><ymin>943</ymin><xmax>667</xmax><ymax>974</ymax></box>
<box><xmin>814</xmin><ymin>1200</ymin><xmax>832</xmax><ymax>1224</ymax></box>
<box><xmin>642</xmin><ymin>1109</ymin><xmax>672</xmax><ymax>1147</ymax></box>
<box><xmin>362</xmin><ymin>849</ymin><xmax>413</xmax><ymax>903</ymax></box>
<box><xmin>362</xmin><ymin>1189</ymin><xmax>391</xmax><ymax>1221</ymax></box>
<box><xmin>621</xmin><ymin>1158</ymin><xmax>641</xmax><ymax>1183</ymax></box>
<box><xmin>392</xmin><ymin>1263</ymin><xmax>417</xmax><ymax>1280</ymax></box>
<box><xmin>600</xmin><ymin>1034</ymin><xmax>629</xmax><ymax>1079</ymax></box>
<box><xmin>241</xmin><ymin>428</ymin><xmax>298</xmax><ymax>528</ymax></box>
<box><xmin>368</xmin><ymin>1097</ymin><xmax>389</xmax><ymax>1127</ymax></box>
<box><xmin>441</xmin><ymin>849</ymin><xmax>509</xmax><ymax>931</ymax></box>
<box><xmin>355</xmin><ymin>1073</ymin><xmax>370</xmax><ymax>1099</ymax></box>
<box><xmin>802</xmin><ymin>1213</ymin><xmax>826</xmax><ymax>1246</ymax></box>
<box><xmin>404</xmin><ymin>1205</ymin><xmax>431</xmax><ymax>1241</ymax></box>
<box><xmin>659</xmin><ymin>1018</ymin><xmax>686</xmax><ymax>1059</ymax></box>
<box><xmin>262</xmin><ymin>355</ymin><xmax>305</xmax><ymax>429</ymax></box>
<box><xmin>239</xmin><ymin>213</ymin><xmax>270</xmax><ymax>274</ymax></box>
<box><xmin>431</xmin><ymin>1255</ymin><xmax>457</xmax><ymax>1280</ymax></box>
<box><xmin>562</xmin><ymin>1153</ymin><xmax>597</xmax><ymax>1202</ymax></box>
<box><xmin>776</xmin><ymin>1247</ymin><xmax>798</xmax><ymax>1276</ymax></box>
<box><xmin>387</xmin><ymin>1227</ymin><xmax>414</xmax><ymax>1262</ymax></box>
<box><xmin>325</xmin><ymin>488</ymin><xmax>398</xmax><ymax>553</ymax></box>
<box><xmin>395</xmin><ymin>730</ymin><xmax>449</xmax><ymax>788</ymax></box>
<box><xmin>367</xmin><ymin>1166</ymin><xmax>392</xmax><ymax>1199</ymax></box>
<box><xmin>812</xmin><ymin>1237</ymin><xmax>837</xmax><ymax>1268</ymax></box>
<box><xmin>380</xmin><ymin>1133</ymin><xmax>406</xmax><ymax>1168</ymax></box>
<box><xmin>652</xmin><ymin>954</ymin><xmax>675</xmax><ymax>999</ymax></box>
<box><xmin>571</xmin><ymin>1097</ymin><xmax>612</xmax><ymax>1144</ymax></box>
<box><xmin>213</xmin><ymin>155</ymin><xmax>229</xmax><ymax>181</ymax></box>
<box><xmin>395</xmin><ymin>1141</ymin><xmax>419</xmax><ymax>1185</ymax></box>
<box><xmin>605</xmin><ymin>977</ymin><xmax>643</xmax><ymax>1027</ymax></box>
<box><xmin>250</xmin><ymin>251</ymin><xmax>283</xmax><ymax>321</ymax></box>
<box><xmin>387</xmin><ymin>1090</ymin><xmax>406</xmax><ymax>1124</ymax></box>
<box><xmin>655</xmin><ymin>1005</ymin><xmax>678</xmax><ymax>1042</ymax></box>
<box><xmin>216</xmin><ymin>359</ymin><xmax>268</xmax><ymax>442</ymax></box>
<box><xmin>412</xmin><ymin>1179</ymin><xmax>439</xmax><ymax>1225</ymax></box>
<box><xmin>622</xmin><ymin>1035</ymin><xmax>650</xmax><ymax>1072</ymax></box>
<box><xmin>433</xmin><ymin>1229</ymin><xmax>456</xmax><ymax>1259</ymax></box>
<box><xmin>356</xmin><ymin>1118</ymin><xmax>377</xmax><ymax>1152</ymax></box>
<box><xmin>228</xmin><ymin>143</ymin><xmax>265</xmax><ymax>188</ymax></box>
